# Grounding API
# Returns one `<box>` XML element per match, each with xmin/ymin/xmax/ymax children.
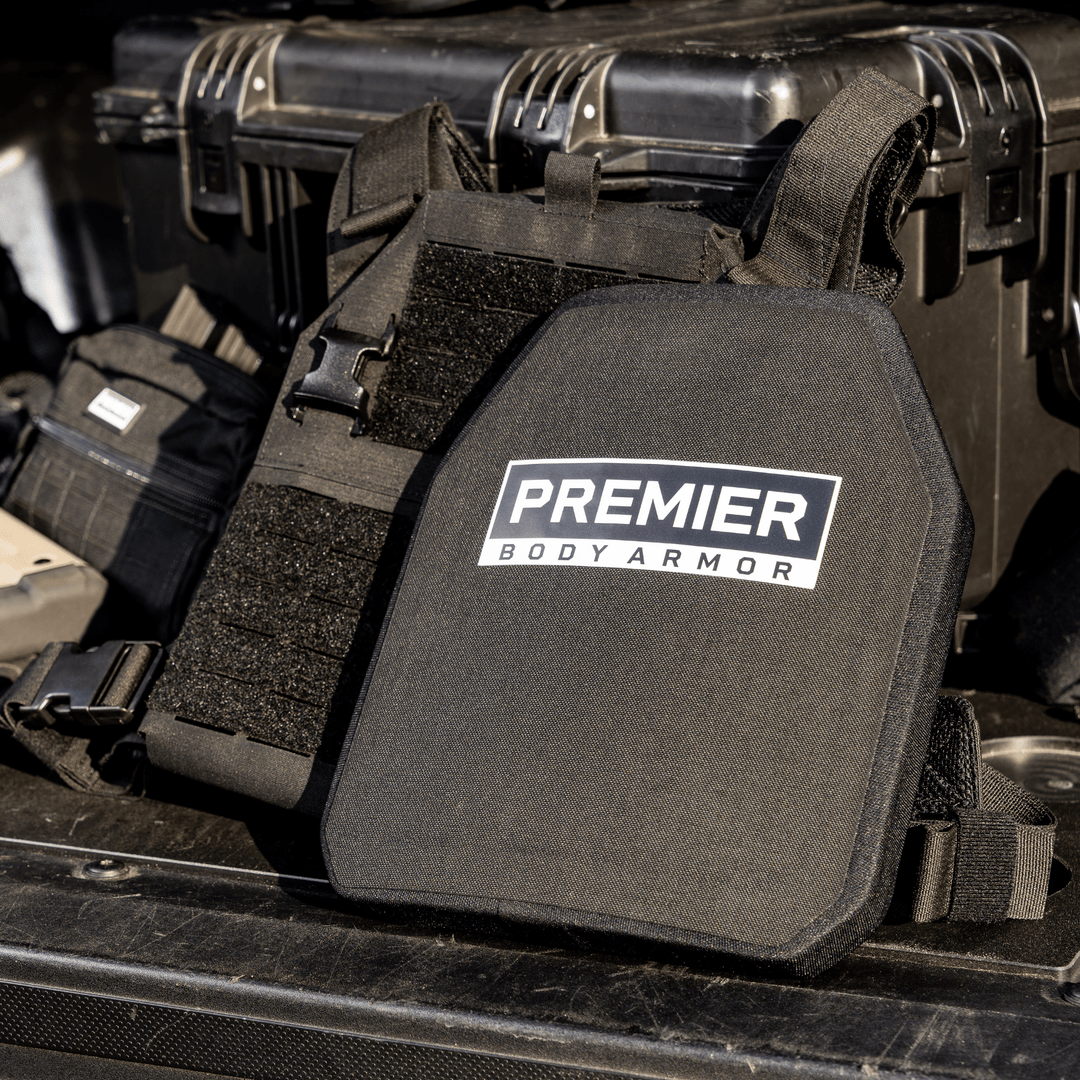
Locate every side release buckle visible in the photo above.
<box><xmin>15</xmin><ymin>641</ymin><xmax>164</xmax><ymax>727</ymax></box>
<box><xmin>291</xmin><ymin>319</ymin><xmax>395</xmax><ymax>435</ymax></box>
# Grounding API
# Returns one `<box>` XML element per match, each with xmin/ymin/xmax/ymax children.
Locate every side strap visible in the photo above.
<box><xmin>0</xmin><ymin>641</ymin><xmax>162</xmax><ymax>797</ymax></box>
<box><xmin>326</xmin><ymin>102</ymin><xmax>491</xmax><ymax>297</ymax></box>
<box><xmin>728</xmin><ymin>67</ymin><xmax>934</xmax><ymax>305</ymax></box>
<box><xmin>909</xmin><ymin>696</ymin><xmax>1056</xmax><ymax>922</ymax></box>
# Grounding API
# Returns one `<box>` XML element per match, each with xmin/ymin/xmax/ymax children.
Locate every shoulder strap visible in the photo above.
<box><xmin>728</xmin><ymin>67</ymin><xmax>935</xmax><ymax>304</ymax></box>
<box><xmin>908</xmin><ymin>696</ymin><xmax>1057</xmax><ymax>922</ymax></box>
<box><xmin>326</xmin><ymin>102</ymin><xmax>491</xmax><ymax>297</ymax></box>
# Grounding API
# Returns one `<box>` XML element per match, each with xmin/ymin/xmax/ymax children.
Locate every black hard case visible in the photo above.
<box><xmin>95</xmin><ymin>0</ymin><xmax>1080</xmax><ymax>607</ymax></box>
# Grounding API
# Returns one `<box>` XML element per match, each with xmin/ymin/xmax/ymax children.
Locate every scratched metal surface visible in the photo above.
<box><xmin>0</xmin><ymin>691</ymin><xmax>1077</xmax><ymax>1078</ymax></box>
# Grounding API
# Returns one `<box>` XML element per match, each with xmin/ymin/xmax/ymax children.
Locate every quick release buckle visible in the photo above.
<box><xmin>17</xmin><ymin>641</ymin><xmax>164</xmax><ymax>727</ymax></box>
<box><xmin>290</xmin><ymin>319</ymin><xmax>395</xmax><ymax>435</ymax></box>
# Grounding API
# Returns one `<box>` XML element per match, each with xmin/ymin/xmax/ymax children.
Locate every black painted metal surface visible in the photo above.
<box><xmin>0</xmin><ymin>691</ymin><xmax>1078</xmax><ymax>1078</ymax></box>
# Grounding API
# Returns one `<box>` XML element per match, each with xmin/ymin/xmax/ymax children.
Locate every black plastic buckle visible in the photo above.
<box><xmin>291</xmin><ymin>319</ymin><xmax>395</xmax><ymax>435</ymax></box>
<box><xmin>20</xmin><ymin>641</ymin><xmax>164</xmax><ymax>727</ymax></box>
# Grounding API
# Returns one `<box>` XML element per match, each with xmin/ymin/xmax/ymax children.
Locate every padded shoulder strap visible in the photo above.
<box><xmin>326</xmin><ymin>102</ymin><xmax>491</xmax><ymax>297</ymax></box>
<box><xmin>728</xmin><ymin>67</ymin><xmax>935</xmax><ymax>304</ymax></box>
<box><xmin>909</xmin><ymin>696</ymin><xmax>1056</xmax><ymax>922</ymax></box>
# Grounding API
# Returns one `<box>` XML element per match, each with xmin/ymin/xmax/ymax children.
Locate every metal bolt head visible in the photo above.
<box><xmin>83</xmin><ymin>858</ymin><xmax>129</xmax><ymax>880</ymax></box>
<box><xmin>999</xmin><ymin>127</ymin><xmax>1016</xmax><ymax>153</ymax></box>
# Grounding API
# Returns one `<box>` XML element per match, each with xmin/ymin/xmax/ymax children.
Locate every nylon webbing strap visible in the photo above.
<box><xmin>326</xmin><ymin>103</ymin><xmax>491</xmax><ymax>296</ymax></box>
<box><xmin>728</xmin><ymin>67</ymin><xmax>934</xmax><ymax>304</ymax></box>
<box><xmin>909</xmin><ymin>696</ymin><xmax>1056</xmax><ymax>922</ymax></box>
<box><xmin>544</xmin><ymin>153</ymin><xmax>601</xmax><ymax>218</ymax></box>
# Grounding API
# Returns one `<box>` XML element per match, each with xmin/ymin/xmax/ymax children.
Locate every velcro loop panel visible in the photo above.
<box><xmin>146</xmin><ymin>482</ymin><xmax>405</xmax><ymax>762</ymax></box>
<box><xmin>544</xmin><ymin>153</ymin><xmax>601</xmax><ymax>218</ymax></box>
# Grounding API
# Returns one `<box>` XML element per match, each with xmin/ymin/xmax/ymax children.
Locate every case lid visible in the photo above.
<box><xmin>98</xmin><ymin>2</ymin><xmax>1079</xmax><ymax>260</ymax></box>
<box><xmin>323</xmin><ymin>283</ymin><xmax>972</xmax><ymax>975</ymax></box>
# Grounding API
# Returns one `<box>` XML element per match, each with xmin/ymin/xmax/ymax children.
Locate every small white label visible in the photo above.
<box><xmin>86</xmin><ymin>388</ymin><xmax>141</xmax><ymax>432</ymax></box>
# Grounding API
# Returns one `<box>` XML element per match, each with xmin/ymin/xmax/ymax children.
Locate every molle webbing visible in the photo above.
<box><xmin>147</xmin><ymin>483</ymin><xmax>407</xmax><ymax>761</ymax></box>
<box><xmin>368</xmin><ymin>244</ymin><xmax>629</xmax><ymax>452</ymax></box>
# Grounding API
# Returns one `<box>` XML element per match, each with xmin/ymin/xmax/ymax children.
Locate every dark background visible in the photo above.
<box><xmin>4</xmin><ymin>0</ymin><xmax>1078</xmax><ymax>71</ymax></box>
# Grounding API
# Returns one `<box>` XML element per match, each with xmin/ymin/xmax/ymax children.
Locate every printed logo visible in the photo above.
<box><xmin>478</xmin><ymin>458</ymin><xmax>842</xmax><ymax>589</ymax></box>
<box><xmin>87</xmin><ymin>388</ymin><xmax>141</xmax><ymax>432</ymax></box>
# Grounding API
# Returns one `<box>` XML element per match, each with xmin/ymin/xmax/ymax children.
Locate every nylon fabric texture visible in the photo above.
<box><xmin>323</xmin><ymin>283</ymin><xmax>972</xmax><ymax>975</ymax></box>
<box><xmin>731</xmin><ymin>67</ymin><xmax>934</xmax><ymax>301</ymax></box>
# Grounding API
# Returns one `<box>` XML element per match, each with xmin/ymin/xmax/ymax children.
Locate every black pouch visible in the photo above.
<box><xmin>2</xmin><ymin>324</ymin><xmax>272</xmax><ymax>643</ymax></box>
<box><xmin>322</xmin><ymin>280</ymin><xmax>977</xmax><ymax>974</ymax></box>
<box><xmin>144</xmin><ymin>70</ymin><xmax>938</xmax><ymax>814</ymax></box>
